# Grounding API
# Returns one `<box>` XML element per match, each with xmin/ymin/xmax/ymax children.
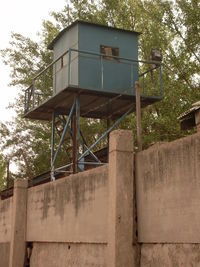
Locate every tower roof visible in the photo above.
<box><xmin>48</xmin><ymin>20</ymin><xmax>141</xmax><ymax>50</ymax></box>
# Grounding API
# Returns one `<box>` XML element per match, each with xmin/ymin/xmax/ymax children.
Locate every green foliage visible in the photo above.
<box><xmin>0</xmin><ymin>0</ymin><xmax>199</xmax><ymax>177</ymax></box>
<box><xmin>0</xmin><ymin>155</ymin><xmax>6</xmax><ymax>190</ymax></box>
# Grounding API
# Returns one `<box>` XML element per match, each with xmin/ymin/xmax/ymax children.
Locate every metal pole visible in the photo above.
<box><xmin>72</xmin><ymin>100</ymin><xmax>77</xmax><ymax>174</ymax></box>
<box><xmin>135</xmin><ymin>81</ymin><xmax>142</xmax><ymax>151</ymax></box>
<box><xmin>106</xmin><ymin>100</ymin><xmax>111</xmax><ymax>162</ymax></box>
<box><xmin>76</xmin><ymin>96</ymin><xmax>80</xmax><ymax>169</ymax></box>
<box><xmin>72</xmin><ymin>95</ymin><xmax>80</xmax><ymax>173</ymax></box>
<box><xmin>51</xmin><ymin>112</ymin><xmax>56</xmax><ymax>181</ymax></box>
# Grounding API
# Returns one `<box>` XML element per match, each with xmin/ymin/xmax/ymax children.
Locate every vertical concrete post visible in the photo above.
<box><xmin>108</xmin><ymin>130</ymin><xmax>138</xmax><ymax>267</ymax></box>
<box><xmin>9</xmin><ymin>179</ymin><xmax>28</xmax><ymax>267</ymax></box>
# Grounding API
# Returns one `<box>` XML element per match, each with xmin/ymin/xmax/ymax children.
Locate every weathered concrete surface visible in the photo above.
<box><xmin>141</xmin><ymin>244</ymin><xmax>200</xmax><ymax>266</ymax></box>
<box><xmin>0</xmin><ymin>197</ymin><xmax>13</xmax><ymax>242</ymax></box>
<box><xmin>136</xmin><ymin>133</ymin><xmax>200</xmax><ymax>243</ymax></box>
<box><xmin>108</xmin><ymin>130</ymin><xmax>139</xmax><ymax>267</ymax></box>
<box><xmin>30</xmin><ymin>242</ymin><xmax>107</xmax><ymax>267</ymax></box>
<box><xmin>0</xmin><ymin>242</ymin><xmax>10</xmax><ymax>267</ymax></box>
<box><xmin>0</xmin><ymin>196</ymin><xmax>12</xmax><ymax>267</ymax></box>
<box><xmin>27</xmin><ymin>165</ymin><xmax>108</xmax><ymax>243</ymax></box>
<box><xmin>9</xmin><ymin>179</ymin><xmax>28</xmax><ymax>267</ymax></box>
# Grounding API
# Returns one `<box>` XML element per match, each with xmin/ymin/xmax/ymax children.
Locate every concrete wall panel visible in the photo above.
<box><xmin>136</xmin><ymin>134</ymin><xmax>200</xmax><ymax>243</ymax></box>
<box><xmin>141</xmin><ymin>244</ymin><xmax>200</xmax><ymax>267</ymax></box>
<box><xmin>0</xmin><ymin>242</ymin><xmax>10</xmax><ymax>267</ymax></box>
<box><xmin>0</xmin><ymin>197</ymin><xmax>13</xmax><ymax>243</ymax></box>
<box><xmin>30</xmin><ymin>242</ymin><xmax>107</xmax><ymax>267</ymax></box>
<box><xmin>27</xmin><ymin>165</ymin><xmax>108</xmax><ymax>243</ymax></box>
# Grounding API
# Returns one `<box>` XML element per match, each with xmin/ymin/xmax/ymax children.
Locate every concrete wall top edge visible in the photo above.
<box><xmin>136</xmin><ymin>133</ymin><xmax>200</xmax><ymax>156</ymax></box>
<box><xmin>28</xmin><ymin>164</ymin><xmax>108</xmax><ymax>194</ymax></box>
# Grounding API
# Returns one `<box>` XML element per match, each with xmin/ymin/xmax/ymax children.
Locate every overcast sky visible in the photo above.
<box><xmin>0</xmin><ymin>0</ymin><xmax>67</xmax><ymax>122</ymax></box>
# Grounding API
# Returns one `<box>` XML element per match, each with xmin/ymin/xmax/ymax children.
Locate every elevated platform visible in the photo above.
<box><xmin>24</xmin><ymin>86</ymin><xmax>161</xmax><ymax>121</ymax></box>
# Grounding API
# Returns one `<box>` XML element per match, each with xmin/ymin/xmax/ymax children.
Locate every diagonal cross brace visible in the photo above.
<box><xmin>78</xmin><ymin>106</ymin><xmax>134</xmax><ymax>162</ymax></box>
<box><xmin>52</xmin><ymin>102</ymin><xmax>75</xmax><ymax>167</ymax></box>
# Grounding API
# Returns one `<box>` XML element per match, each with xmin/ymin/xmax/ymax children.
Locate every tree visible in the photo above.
<box><xmin>0</xmin><ymin>154</ymin><xmax>6</xmax><ymax>190</ymax></box>
<box><xmin>0</xmin><ymin>0</ymin><xmax>199</xmax><ymax>177</ymax></box>
<box><xmin>68</xmin><ymin>0</ymin><xmax>200</xmax><ymax>145</ymax></box>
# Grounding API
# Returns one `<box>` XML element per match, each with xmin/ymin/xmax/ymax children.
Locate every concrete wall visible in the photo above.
<box><xmin>136</xmin><ymin>133</ymin><xmax>200</xmax><ymax>243</ymax></box>
<box><xmin>140</xmin><ymin>244</ymin><xmax>200</xmax><ymax>267</ymax></box>
<box><xmin>0</xmin><ymin>197</ymin><xmax>13</xmax><ymax>267</ymax></box>
<box><xmin>0</xmin><ymin>197</ymin><xmax>12</xmax><ymax>243</ymax></box>
<box><xmin>3</xmin><ymin>131</ymin><xmax>200</xmax><ymax>267</ymax></box>
<box><xmin>27</xmin><ymin>130</ymin><xmax>136</xmax><ymax>267</ymax></box>
<box><xmin>30</xmin><ymin>242</ymin><xmax>107</xmax><ymax>267</ymax></box>
<box><xmin>135</xmin><ymin>133</ymin><xmax>200</xmax><ymax>266</ymax></box>
<box><xmin>27</xmin><ymin>165</ymin><xmax>108</xmax><ymax>244</ymax></box>
<box><xmin>0</xmin><ymin>130</ymin><xmax>136</xmax><ymax>267</ymax></box>
<box><xmin>27</xmin><ymin>165</ymin><xmax>108</xmax><ymax>267</ymax></box>
<box><xmin>0</xmin><ymin>165</ymin><xmax>110</xmax><ymax>267</ymax></box>
<box><xmin>0</xmin><ymin>242</ymin><xmax>10</xmax><ymax>267</ymax></box>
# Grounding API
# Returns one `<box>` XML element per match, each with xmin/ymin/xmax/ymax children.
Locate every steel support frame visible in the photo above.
<box><xmin>51</xmin><ymin>100</ymin><xmax>76</xmax><ymax>180</ymax></box>
<box><xmin>51</xmin><ymin>94</ymin><xmax>94</xmax><ymax>180</ymax></box>
<box><xmin>50</xmin><ymin>95</ymin><xmax>134</xmax><ymax>181</ymax></box>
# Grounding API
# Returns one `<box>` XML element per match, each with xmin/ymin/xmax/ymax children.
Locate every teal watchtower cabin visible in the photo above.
<box><xmin>24</xmin><ymin>20</ymin><xmax>162</xmax><ymax>178</ymax></box>
<box><xmin>49</xmin><ymin>20</ymin><xmax>139</xmax><ymax>96</ymax></box>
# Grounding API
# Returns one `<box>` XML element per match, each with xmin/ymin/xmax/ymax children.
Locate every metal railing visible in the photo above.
<box><xmin>24</xmin><ymin>48</ymin><xmax>162</xmax><ymax>114</ymax></box>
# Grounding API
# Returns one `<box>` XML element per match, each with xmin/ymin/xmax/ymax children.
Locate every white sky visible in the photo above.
<box><xmin>0</xmin><ymin>0</ymin><xmax>67</xmax><ymax>122</ymax></box>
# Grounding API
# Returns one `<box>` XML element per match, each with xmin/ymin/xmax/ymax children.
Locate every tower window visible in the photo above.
<box><xmin>100</xmin><ymin>45</ymin><xmax>119</xmax><ymax>61</ymax></box>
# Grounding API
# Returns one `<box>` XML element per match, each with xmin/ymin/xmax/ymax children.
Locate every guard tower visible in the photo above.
<box><xmin>24</xmin><ymin>20</ymin><xmax>162</xmax><ymax>180</ymax></box>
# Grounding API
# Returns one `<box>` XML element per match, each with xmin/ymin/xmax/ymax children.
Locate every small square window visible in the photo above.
<box><xmin>100</xmin><ymin>45</ymin><xmax>119</xmax><ymax>61</ymax></box>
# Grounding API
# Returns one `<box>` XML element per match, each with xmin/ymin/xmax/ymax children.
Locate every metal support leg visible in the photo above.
<box><xmin>76</xmin><ymin>96</ymin><xmax>80</xmax><ymax>170</ymax></box>
<box><xmin>72</xmin><ymin>95</ymin><xmax>80</xmax><ymax>174</ymax></box>
<box><xmin>135</xmin><ymin>81</ymin><xmax>142</xmax><ymax>151</ymax></box>
<box><xmin>51</xmin><ymin>111</ymin><xmax>56</xmax><ymax>181</ymax></box>
<box><xmin>51</xmin><ymin>103</ymin><xmax>75</xmax><ymax>179</ymax></box>
<box><xmin>72</xmin><ymin>113</ymin><xmax>77</xmax><ymax>174</ymax></box>
<box><xmin>52</xmin><ymin>103</ymin><xmax>75</xmax><ymax>168</ymax></box>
